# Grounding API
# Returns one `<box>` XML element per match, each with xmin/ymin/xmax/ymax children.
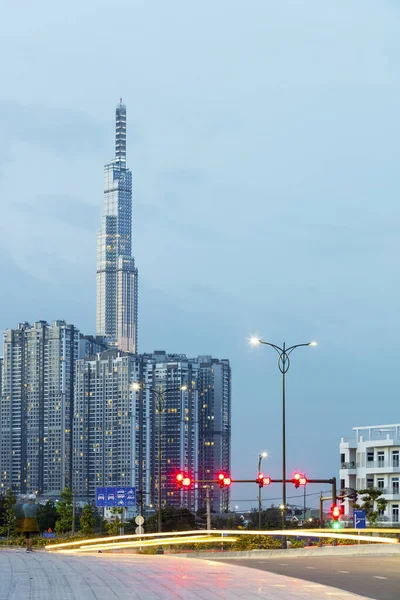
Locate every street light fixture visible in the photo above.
<box><xmin>132</xmin><ymin>381</ymin><xmax>188</xmax><ymax>537</ymax></box>
<box><xmin>250</xmin><ymin>337</ymin><xmax>316</xmax><ymax>548</ymax></box>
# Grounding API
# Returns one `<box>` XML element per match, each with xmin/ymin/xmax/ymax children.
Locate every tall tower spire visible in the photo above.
<box><xmin>115</xmin><ymin>99</ymin><xmax>126</xmax><ymax>162</ymax></box>
<box><xmin>96</xmin><ymin>101</ymin><xmax>138</xmax><ymax>353</ymax></box>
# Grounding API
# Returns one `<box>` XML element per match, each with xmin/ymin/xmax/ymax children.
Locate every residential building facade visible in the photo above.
<box><xmin>340</xmin><ymin>424</ymin><xmax>400</xmax><ymax>524</ymax></box>
<box><xmin>72</xmin><ymin>350</ymin><xmax>231</xmax><ymax>513</ymax></box>
<box><xmin>96</xmin><ymin>100</ymin><xmax>138</xmax><ymax>353</ymax></box>
<box><xmin>0</xmin><ymin>321</ymin><xmax>79</xmax><ymax>495</ymax></box>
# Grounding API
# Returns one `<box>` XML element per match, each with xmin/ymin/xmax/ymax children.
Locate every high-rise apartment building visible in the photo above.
<box><xmin>72</xmin><ymin>350</ymin><xmax>231</xmax><ymax>513</ymax></box>
<box><xmin>0</xmin><ymin>321</ymin><xmax>79</xmax><ymax>495</ymax></box>
<box><xmin>196</xmin><ymin>356</ymin><xmax>231</xmax><ymax>513</ymax></box>
<box><xmin>73</xmin><ymin>350</ymin><xmax>141</xmax><ymax>499</ymax></box>
<box><xmin>96</xmin><ymin>101</ymin><xmax>138</xmax><ymax>353</ymax></box>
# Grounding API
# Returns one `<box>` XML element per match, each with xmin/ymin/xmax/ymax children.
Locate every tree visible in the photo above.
<box><xmin>37</xmin><ymin>501</ymin><xmax>59</xmax><ymax>532</ymax></box>
<box><xmin>146</xmin><ymin>506</ymin><xmax>197</xmax><ymax>533</ymax></box>
<box><xmin>354</xmin><ymin>488</ymin><xmax>388</xmax><ymax>526</ymax></box>
<box><xmin>246</xmin><ymin>507</ymin><xmax>281</xmax><ymax>530</ymax></box>
<box><xmin>80</xmin><ymin>504</ymin><xmax>95</xmax><ymax>536</ymax></box>
<box><xmin>0</xmin><ymin>489</ymin><xmax>17</xmax><ymax>537</ymax></box>
<box><xmin>105</xmin><ymin>507</ymin><xmax>123</xmax><ymax>536</ymax></box>
<box><xmin>55</xmin><ymin>488</ymin><xmax>73</xmax><ymax>535</ymax></box>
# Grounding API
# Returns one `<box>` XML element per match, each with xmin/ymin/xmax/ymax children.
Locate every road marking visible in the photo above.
<box><xmin>338</xmin><ymin>570</ymin><xmax>349</xmax><ymax>573</ymax></box>
<box><xmin>270</xmin><ymin>584</ymin><xmax>286</xmax><ymax>587</ymax></box>
<box><xmin>279</xmin><ymin>563</ymin><xmax>288</xmax><ymax>566</ymax></box>
<box><xmin>373</xmin><ymin>576</ymin><xmax>388</xmax><ymax>580</ymax></box>
<box><xmin>306</xmin><ymin>566</ymin><xmax>316</xmax><ymax>569</ymax></box>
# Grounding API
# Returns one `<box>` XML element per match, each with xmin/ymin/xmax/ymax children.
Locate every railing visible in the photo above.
<box><xmin>376</xmin><ymin>488</ymin><xmax>400</xmax><ymax>496</ymax></box>
<box><xmin>340</xmin><ymin>462</ymin><xmax>356</xmax><ymax>470</ymax></box>
<box><xmin>377</xmin><ymin>516</ymin><xmax>399</xmax><ymax>524</ymax></box>
<box><xmin>365</xmin><ymin>461</ymin><xmax>400</xmax><ymax>469</ymax></box>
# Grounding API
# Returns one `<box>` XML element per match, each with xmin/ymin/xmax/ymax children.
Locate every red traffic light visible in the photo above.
<box><xmin>331</xmin><ymin>505</ymin><xmax>342</xmax><ymax>520</ymax></box>
<box><xmin>257</xmin><ymin>473</ymin><xmax>271</xmax><ymax>487</ymax></box>
<box><xmin>292</xmin><ymin>473</ymin><xmax>307</xmax><ymax>488</ymax></box>
<box><xmin>176</xmin><ymin>473</ymin><xmax>191</xmax><ymax>488</ymax></box>
<box><xmin>217</xmin><ymin>473</ymin><xmax>231</xmax><ymax>487</ymax></box>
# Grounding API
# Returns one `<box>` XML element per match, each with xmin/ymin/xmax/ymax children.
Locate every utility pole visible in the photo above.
<box><xmin>71</xmin><ymin>495</ymin><xmax>75</xmax><ymax>535</ymax></box>
<box><xmin>205</xmin><ymin>486</ymin><xmax>211</xmax><ymax>531</ymax></box>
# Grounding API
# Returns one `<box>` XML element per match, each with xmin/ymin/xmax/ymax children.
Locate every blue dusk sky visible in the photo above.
<box><xmin>1</xmin><ymin>1</ymin><xmax>400</xmax><ymax>508</ymax></box>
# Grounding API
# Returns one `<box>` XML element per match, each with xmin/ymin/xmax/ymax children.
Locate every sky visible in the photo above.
<box><xmin>1</xmin><ymin>0</ymin><xmax>400</xmax><ymax>510</ymax></box>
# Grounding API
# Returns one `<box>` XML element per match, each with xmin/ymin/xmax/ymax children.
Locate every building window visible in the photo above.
<box><xmin>392</xmin><ymin>505</ymin><xmax>399</xmax><ymax>523</ymax></box>
<box><xmin>367</xmin><ymin>451</ymin><xmax>374</xmax><ymax>463</ymax></box>
<box><xmin>392</xmin><ymin>451</ymin><xmax>399</xmax><ymax>468</ymax></box>
<box><xmin>377</xmin><ymin>478</ymin><xmax>384</xmax><ymax>490</ymax></box>
<box><xmin>377</xmin><ymin>451</ymin><xmax>384</xmax><ymax>466</ymax></box>
<box><xmin>393</xmin><ymin>478</ymin><xmax>399</xmax><ymax>495</ymax></box>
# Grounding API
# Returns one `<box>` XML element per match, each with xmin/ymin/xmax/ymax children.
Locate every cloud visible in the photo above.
<box><xmin>0</xmin><ymin>99</ymin><xmax>108</xmax><ymax>163</ymax></box>
<box><xmin>18</xmin><ymin>193</ymin><xmax>100</xmax><ymax>232</ymax></box>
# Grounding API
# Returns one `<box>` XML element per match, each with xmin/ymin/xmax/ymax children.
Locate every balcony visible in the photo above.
<box><xmin>341</xmin><ymin>462</ymin><xmax>356</xmax><ymax>470</ymax></box>
<box><xmin>340</xmin><ymin>462</ymin><xmax>357</xmax><ymax>475</ymax></box>
<box><xmin>365</xmin><ymin>461</ymin><xmax>400</xmax><ymax>471</ymax></box>
<box><xmin>376</xmin><ymin>488</ymin><xmax>400</xmax><ymax>499</ymax></box>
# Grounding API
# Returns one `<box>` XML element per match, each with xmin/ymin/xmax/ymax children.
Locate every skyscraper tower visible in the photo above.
<box><xmin>96</xmin><ymin>101</ymin><xmax>138</xmax><ymax>353</ymax></box>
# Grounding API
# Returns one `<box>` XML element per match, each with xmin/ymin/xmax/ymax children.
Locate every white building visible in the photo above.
<box><xmin>340</xmin><ymin>424</ymin><xmax>400</xmax><ymax>525</ymax></box>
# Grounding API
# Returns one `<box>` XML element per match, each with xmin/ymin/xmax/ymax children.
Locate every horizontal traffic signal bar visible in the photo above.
<box><xmin>193</xmin><ymin>478</ymin><xmax>335</xmax><ymax>484</ymax></box>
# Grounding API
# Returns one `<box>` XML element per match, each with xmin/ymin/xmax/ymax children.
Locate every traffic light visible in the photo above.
<box><xmin>217</xmin><ymin>473</ymin><xmax>231</xmax><ymax>488</ymax></box>
<box><xmin>176</xmin><ymin>473</ymin><xmax>191</xmax><ymax>488</ymax></box>
<box><xmin>292</xmin><ymin>473</ymin><xmax>307</xmax><ymax>488</ymax></box>
<box><xmin>257</xmin><ymin>473</ymin><xmax>271</xmax><ymax>488</ymax></box>
<box><xmin>330</xmin><ymin>504</ymin><xmax>343</xmax><ymax>529</ymax></box>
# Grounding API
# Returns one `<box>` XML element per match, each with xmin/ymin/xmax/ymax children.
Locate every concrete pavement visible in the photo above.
<box><xmin>0</xmin><ymin>548</ymin><xmax>371</xmax><ymax>599</ymax></box>
<box><xmin>218</xmin><ymin>555</ymin><xmax>400</xmax><ymax>600</ymax></box>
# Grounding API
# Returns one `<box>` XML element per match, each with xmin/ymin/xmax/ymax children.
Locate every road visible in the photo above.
<box><xmin>0</xmin><ymin>549</ymin><xmax>371</xmax><ymax>599</ymax></box>
<box><xmin>218</xmin><ymin>555</ymin><xmax>400</xmax><ymax>600</ymax></box>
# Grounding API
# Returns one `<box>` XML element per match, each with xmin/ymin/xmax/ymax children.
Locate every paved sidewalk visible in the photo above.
<box><xmin>0</xmin><ymin>549</ymin><xmax>371</xmax><ymax>599</ymax></box>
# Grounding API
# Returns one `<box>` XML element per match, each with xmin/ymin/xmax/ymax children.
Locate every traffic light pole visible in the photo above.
<box><xmin>180</xmin><ymin>475</ymin><xmax>337</xmax><ymax>548</ymax></box>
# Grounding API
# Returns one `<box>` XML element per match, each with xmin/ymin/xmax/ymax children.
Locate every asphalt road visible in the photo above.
<box><xmin>218</xmin><ymin>555</ymin><xmax>400</xmax><ymax>600</ymax></box>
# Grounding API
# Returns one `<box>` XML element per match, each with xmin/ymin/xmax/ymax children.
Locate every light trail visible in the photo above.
<box><xmin>59</xmin><ymin>535</ymin><xmax>238</xmax><ymax>554</ymax></box>
<box><xmin>46</xmin><ymin>528</ymin><xmax>398</xmax><ymax>552</ymax></box>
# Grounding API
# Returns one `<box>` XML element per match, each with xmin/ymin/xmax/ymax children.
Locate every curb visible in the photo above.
<box><xmin>176</xmin><ymin>543</ymin><xmax>400</xmax><ymax>560</ymax></box>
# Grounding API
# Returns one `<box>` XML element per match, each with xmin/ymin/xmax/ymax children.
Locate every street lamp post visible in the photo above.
<box><xmin>258</xmin><ymin>451</ymin><xmax>268</xmax><ymax>532</ymax></box>
<box><xmin>250</xmin><ymin>337</ymin><xmax>316</xmax><ymax>549</ymax></box>
<box><xmin>258</xmin><ymin>451</ymin><xmax>268</xmax><ymax>549</ymax></box>
<box><xmin>132</xmin><ymin>382</ymin><xmax>187</xmax><ymax>537</ymax></box>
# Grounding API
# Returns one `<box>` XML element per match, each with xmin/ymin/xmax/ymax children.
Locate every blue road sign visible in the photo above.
<box><xmin>115</xmin><ymin>487</ymin><xmax>126</xmax><ymax>506</ymax></box>
<box><xmin>96</xmin><ymin>487</ymin><xmax>105</xmax><ymax>507</ymax></box>
<box><xmin>96</xmin><ymin>486</ymin><xmax>136</xmax><ymax>507</ymax></box>
<box><xmin>106</xmin><ymin>487</ymin><xmax>116</xmax><ymax>507</ymax></box>
<box><xmin>353</xmin><ymin>509</ymin><xmax>366</xmax><ymax>529</ymax></box>
<box><xmin>125</xmin><ymin>487</ymin><xmax>136</xmax><ymax>507</ymax></box>
<box><xmin>42</xmin><ymin>532</ymin><xmax>56</xmax><ymax>538</ymax></box>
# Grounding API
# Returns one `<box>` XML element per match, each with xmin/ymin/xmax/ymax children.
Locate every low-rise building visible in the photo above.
<box><xmin>340</xmin><ymin>424</ymin><xmax>400</xmax><ymax>524</ymax></box>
